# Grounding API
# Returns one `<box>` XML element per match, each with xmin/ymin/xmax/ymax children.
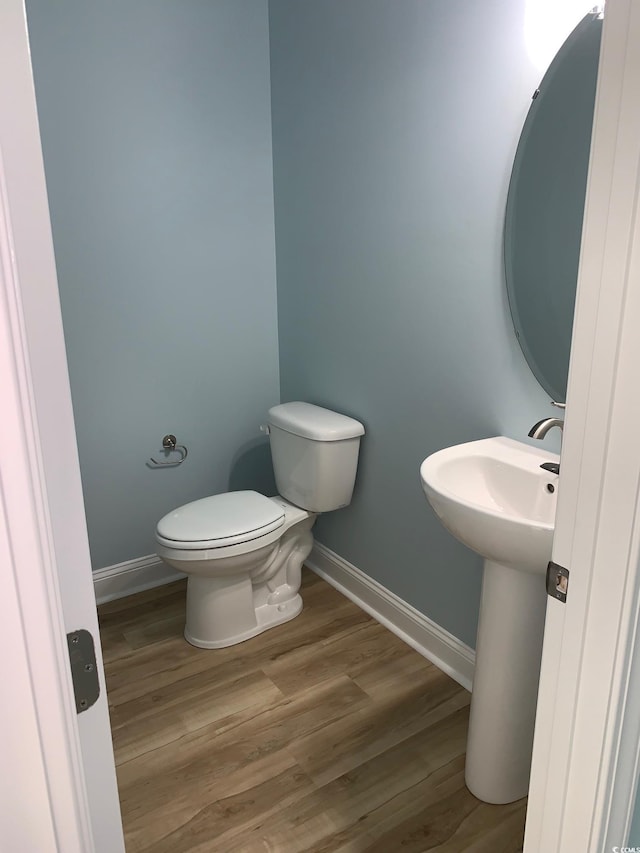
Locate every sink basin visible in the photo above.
<box><xmin>420</xmin><ymin>436</ymin><xmax>560</xmax><ymax>806</ymax></box>
<box><xmin>420</xmin><ymin>436</ymin><xmax>559</xmax><ymax>574</ymax></box>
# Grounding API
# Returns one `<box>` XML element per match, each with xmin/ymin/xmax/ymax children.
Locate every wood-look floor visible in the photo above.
<box><xmin>98</xmin><ymin>569</ymin><xmax>526</xmax><ymax>853</ymax></box>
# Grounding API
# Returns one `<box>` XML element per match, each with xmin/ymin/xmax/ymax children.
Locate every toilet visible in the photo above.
<box><xmin>155</xmin><ymin>402</ymin><xmax>364</xmax><ymax>648</ymax></box>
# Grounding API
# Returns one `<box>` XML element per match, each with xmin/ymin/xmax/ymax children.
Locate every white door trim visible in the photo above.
<box><xmin>525</xmin><ymin>0</ymin><xmax>640</xmax><ymax>849</ymax></box>
<box><xmin>0</xmin><ymin>142</ymin><xmax>93</xmax><ymax>853</ymax></box>
<box><xmin>0</xmin><ymin>1</ymin><xmax>124</xmax><ymax>850</ymax></box>
<box><xmin>0</xmin><ymin>185</ymin><xmax>96</xmax><ymax>853</ymax></box>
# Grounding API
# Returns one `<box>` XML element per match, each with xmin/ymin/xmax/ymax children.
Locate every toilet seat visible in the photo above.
<box><xmin>156</xmin><ymin>490</ymin><xmax>285</xmax><ymax>550</ymax></box>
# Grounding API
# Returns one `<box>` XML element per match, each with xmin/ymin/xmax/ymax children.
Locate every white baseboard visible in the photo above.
<box><xmin>93</xmin><ymin>554</ymin><xmax>185</xmax><ymax>605</ymax></box>
<box><xmin>307</xmin><ymin>542</ymin><xmax>475</xmax><ymax>692</ymax></box>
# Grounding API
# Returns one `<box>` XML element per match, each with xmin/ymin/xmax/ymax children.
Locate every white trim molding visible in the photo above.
<box><xmin>1</xmin><ymin>0</ymin><xmax>125</xmax><ymax>845</ymax></box>
<box><xmin>93</xmin><ymin>555</ymin><xmax>184</xmax><ymax>605</ymax></box>
<box><xmin>0</xmin><ymin>160</ymin><xmax>93</xmax><ymax>852</ymax></box>
<box><xmin>307</xmin><ymin>542</ymin><xmax>475</xmax><ymax>692</ymax></box>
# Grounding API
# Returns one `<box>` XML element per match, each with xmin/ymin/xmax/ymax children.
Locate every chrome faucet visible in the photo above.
<box><xmin>529</xmin><ymin>404</ymin><xmax>564</xmax><ymax>475</ymax></box>
<box><xmin>528</xmin><ymin>417</ymin><xmax>564</xmax><ymax>440</ymax></box>
<box><xmin>529</xmin><ymin>418</ymin><xmax>563</xmax><ymax>475</ymax></box>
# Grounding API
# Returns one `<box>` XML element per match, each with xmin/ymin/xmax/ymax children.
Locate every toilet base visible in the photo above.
<box><xmin>184</xmin><ymin>592</ymin><xmax>302</xmax><ymax>649</ymax></box>
<box><xmin>162</xmin><ymin>502</ymin><xmax>315</xmax><ymax>649</ymax></box>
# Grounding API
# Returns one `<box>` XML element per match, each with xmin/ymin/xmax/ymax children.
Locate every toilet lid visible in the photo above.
<box><xmin>156</xmin><ymin>491</ymin><xmax>285</xmax><ymax>548</ymax></box>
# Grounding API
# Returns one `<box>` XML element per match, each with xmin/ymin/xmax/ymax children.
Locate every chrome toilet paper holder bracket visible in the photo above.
<box><xmin>147</xmin><ymin>434</ymin><xmax>188</xmax><ymax>468</ymax></box>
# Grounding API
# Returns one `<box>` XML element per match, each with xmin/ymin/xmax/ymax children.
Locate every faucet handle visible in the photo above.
<box><xmin>551</xmin><ymin>401</ymin><xmax>566</xmax><ymax>409</ymax></box>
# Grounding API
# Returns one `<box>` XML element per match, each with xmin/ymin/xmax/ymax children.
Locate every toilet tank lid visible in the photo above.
<box><xmin>268</xmin><ymin>402</ymin><xmax>365</xmax><ymax>441</ymax></box>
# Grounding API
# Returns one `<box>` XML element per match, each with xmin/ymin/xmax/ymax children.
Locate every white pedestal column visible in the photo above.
<box><xmin>465</xmin><ymin>560</ymin><xmax>548</xmax><ymax>804</ymax></box>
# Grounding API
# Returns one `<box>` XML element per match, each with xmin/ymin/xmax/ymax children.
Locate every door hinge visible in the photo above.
<box><xmin>546</xmin><ymin>561</ymin><xmax>569</xmax><ymax>603</ymax></box>
<box><xmin>66</xmin><ymin>629</ymin><xmax>100</xmax><ymax>714</ymax></box>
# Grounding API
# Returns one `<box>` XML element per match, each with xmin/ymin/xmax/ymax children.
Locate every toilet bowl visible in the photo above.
<box><xmin>155</xmin><ymin>402</ymin><xmax>364</xmax><ymax>649</ymax></box>
<box><xmin>157</xmin><ymin>492</ymin><xmax>315</xmax><ymax>648</ymax></box>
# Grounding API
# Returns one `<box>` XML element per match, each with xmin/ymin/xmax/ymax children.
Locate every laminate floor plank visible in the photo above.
<box><xmin>99</xmin><ymin>580</ymin><xmax>187</xmax><ymax>617</ymax></box>
<box><xmin>101</xmin><ymin>629</ymin><xmax>134</xmax><ymax>664</ymax></box>
<box><xmin>110</xmin><ymin>661</ymin><xmax>279</xmax><ymax>730</ymax></box>
<box><xmin>289</xmin><ymin>669</ymin><xmax>469</xmax><ymax>787</ymax></box>
<box><xmin>125</xmin><ymin>750</ymin><xmax>313</xmax><ymax>853</ymax></box>
<box><xmin>99</xmin><ymin>587</ymin><xmax>191</xmax><ymax>646</ymax></box>
<box><xmin>351</xmin><ymin>644</ymin><xmax>440</xmax><ymax>700</ymax></box>
<box><xmin>217</xmin><ymin>708</ymin><xmax>470</xmax><ymax>853</ymax></box>
<box><xmin>248</xmin><ymin>767</ymin><xmax>468</xmax><ymax>853</ymax></box>
<box><xmin>263</xmin><ymin>618</ymin><xmax>423</xmax><ymax>696</ymax></box>
<box><xmin>111</xmin><ymin>669</ymin><xmax>285</xmax><ymax>765</ymax></box>
<box><xmin>104</xmin><ymin>636</ymin><xmax>241</xmax><ymax>706</ymax></box>
<box><xmin>116</xmin><ymin>674</ymin><xmax>371</xmax><ymax>816</ymax></box>
<box><xmin>136</xmin><ymin>758</ymin><xmax>318</xmax><ymax>853</ymax></box>
<box><xmin>98</xmin><ymin>568</ymin><xmax>526</xmax><ymax>852</ymax></box>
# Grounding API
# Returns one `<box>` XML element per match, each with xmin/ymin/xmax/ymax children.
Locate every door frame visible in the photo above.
<box><xmin>524</xmin><ymin>0</ymin><xmax>640</xmax><ymax>849</ymax></box>
<box><xmin>0</xmin><ymin>1</ymin><xmax>123</xmax><ymax>850</ymax></box>
<box><xmin>0</xmin><ymin>167</ymin><xmax>94</xmax><ymax>852</ymax></box>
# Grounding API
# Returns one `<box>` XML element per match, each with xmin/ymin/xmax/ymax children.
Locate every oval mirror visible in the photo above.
<box><xmin>505</xmin><ymin>12</ymin><xmax>602</xmax><ymax>402</ymax></box>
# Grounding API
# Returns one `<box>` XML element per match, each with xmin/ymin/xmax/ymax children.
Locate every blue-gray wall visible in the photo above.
<box><xmin>269</xmin><ymin>0</ymin><xmax>556</xmax><ymax>646</ymax></box>
<box><xmin>26</xmin><ymin>0</ymin><xmax>279</xmax><ymax>569</ymax></box>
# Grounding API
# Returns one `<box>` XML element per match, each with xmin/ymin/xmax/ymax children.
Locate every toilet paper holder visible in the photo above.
<box><xmin>147</xmin><ymin>434</ymin><xmax>188</xmax><ymax>468</ymax></box>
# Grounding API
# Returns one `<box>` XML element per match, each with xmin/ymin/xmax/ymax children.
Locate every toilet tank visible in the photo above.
<box><xmin>267</xmin><ymin>402</ymin><xmax>365</xmax><ymax>512</ymax></box>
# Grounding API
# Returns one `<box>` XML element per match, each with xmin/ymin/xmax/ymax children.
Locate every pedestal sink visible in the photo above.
<box><xmin>420</xmin><ymin>437</ymin><xmax>559</xmax><ymax>804</ymax></box>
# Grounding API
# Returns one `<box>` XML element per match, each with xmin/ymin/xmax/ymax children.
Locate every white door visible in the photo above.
<box><xmin>0</xmin><ymin>1</ymin><xmax>124</xmax><ymax>850</ymax></box>
<box><xmin>525</xmin><ymin>0</ymin><xmax>640</xmax><ymax>849</ymax></box>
